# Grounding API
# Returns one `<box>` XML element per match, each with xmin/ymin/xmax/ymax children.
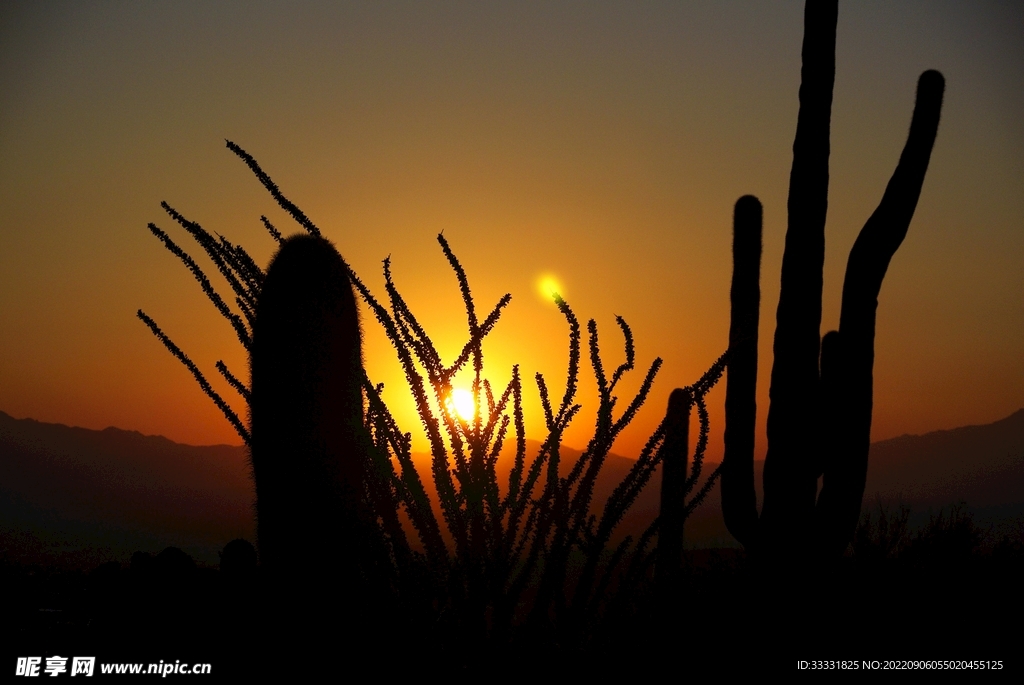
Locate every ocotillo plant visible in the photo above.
<box><xmin>720</xmin><ymin>0</ymin><xmax>945</xmax><ymax>559</ymax></box>
<box><xmin>138</xmin><ymin>140</ymin><xmax>726</xmax><ymax>646</ymax></box>
<box><xmin>355</xmin><ymin>244</ymin><xmax>727</xmax><ymax>643</ymax></box>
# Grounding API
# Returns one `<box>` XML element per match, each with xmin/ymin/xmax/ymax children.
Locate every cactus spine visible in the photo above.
<box><xmin>721</xmin><ymin>0</ymin><xmax>945</xmax><ymax>559</ymax></box>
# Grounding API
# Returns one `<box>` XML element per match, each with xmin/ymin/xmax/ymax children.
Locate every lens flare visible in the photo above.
<box><xmin>537</xmin><ymin>275</ymin><xmax>563</xmax><ymax>302</ymax></box>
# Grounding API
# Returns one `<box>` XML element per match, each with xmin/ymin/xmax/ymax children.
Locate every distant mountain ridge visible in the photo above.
<box><xmin>2</xmin><ymin>408</ymin><xmax>1022</xmax><ymax>564</ymax></box>
<box><xmin>863</xmin><ymin>409</ymin><xmax>1024</xmax><ymax>523</ymax></box>
<box><xmin>0</xmin><ymin>411</ymin><xmax>253</xmax><ymax>566</ymax></box>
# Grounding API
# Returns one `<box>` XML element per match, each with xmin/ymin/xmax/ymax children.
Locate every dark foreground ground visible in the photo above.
<box><xmin>3</xmin><ymin>509</ymin><xmax>1022</xmax><ymax>678</ymax></box>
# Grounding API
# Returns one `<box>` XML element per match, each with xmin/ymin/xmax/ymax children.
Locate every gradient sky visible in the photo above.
<box><xmin>1</xmin><ymin>1</ymin><xmax>1021</xmax><ymax>462</ymax></box>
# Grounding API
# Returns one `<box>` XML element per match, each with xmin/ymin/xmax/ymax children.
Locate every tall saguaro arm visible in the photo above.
<box><xmin>815</xmin><ymin>70</ymin><xmax>945</xmax><ymax>556</ymax></box>
<box><xmin>722</xmin><ymin>196</ymin><xmax>762</xmax><ymax>549</ymax></box>
<box><xmin>760</xmin><ymin>0</ymin><xmax>838</xmax><ymax>551</ymax></box>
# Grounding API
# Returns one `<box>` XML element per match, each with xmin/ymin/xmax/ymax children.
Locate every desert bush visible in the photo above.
<box><xmin>851</xmin><ymin>498</ymin><xmax>911</xmax><ymax>561</ymax></box>
<box><xmin>992</xmin><ymin>521</ymin><xmax>1024</xmax><ymax>562</ymax></box>
<box><xmin>905</xmin><ymin>502</ymin><xmax>984</xmax><ymax>562</ymax></box>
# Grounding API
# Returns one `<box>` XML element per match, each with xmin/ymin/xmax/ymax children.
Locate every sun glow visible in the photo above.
<box><xmin>537</xmin><ymin>275</ymin><xmax>563</xmax><ymax>302</ymax></box>
<box><xmin>449</xmin><ymin>388</ymin><xmax>476</xmax><ymax>422</ymax></box>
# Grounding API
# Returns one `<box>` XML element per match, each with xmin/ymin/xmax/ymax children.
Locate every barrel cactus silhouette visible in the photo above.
<box><xmin>720</xmin><ymin>0</ymin><xmax>945</xmax><ymax>559</ymax></box>
<box><xmin>249</xmin><ymin>234</ymin><xmax>367</xmax><ymax>581</ymax></box>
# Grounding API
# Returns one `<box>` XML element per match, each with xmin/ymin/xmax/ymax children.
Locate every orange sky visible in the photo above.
<box><xmin>1</xmin><ymin>2</ymin><xmax>1021</xmax><ymax>463</ymax></box>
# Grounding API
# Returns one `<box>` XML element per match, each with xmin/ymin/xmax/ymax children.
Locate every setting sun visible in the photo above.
<box><xmin>449</xmin><ymin>388</ymin><xmax>476</xmax><ymax>422</ymax></box>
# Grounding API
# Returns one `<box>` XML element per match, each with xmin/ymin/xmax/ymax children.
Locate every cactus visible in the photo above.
<box><xmin>720</xmin><ymin>0</ymin><xmax>945</xmax><ymax>559</ymax></box>
<box><xmin>248</xmin><ymin>233</ymin><xmax>399</xmax><ymax>650</ymax></box>
<box><xmin>249</xmin><ymin>234</ymin><xmax>366</xmax><ymax>579</ymax></box>
<box><xmin>653</xmin><ymin>388</ymin><xmax>692</xmax><ymax>602</ymax></box>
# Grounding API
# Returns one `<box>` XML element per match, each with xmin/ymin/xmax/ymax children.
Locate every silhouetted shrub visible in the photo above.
<box><xmin>129</xmin><ymin>551</ymin><xmax>153</xmax><ymax>576</ymax></box>
<box><xmin>905</xmin><ymin>502</ymin><xmax>984</xmax><ymax>562</ymax></box>
<box><xmin>219</xmin><ymin>539</ymin><xmax>257</xmax><ymax>577</ymax></box>
<box><xmin>153</xmin><ymin>547</ymin><xmax>196</xmax><ymax>579</ymax></box>
<box><xmin>90</xmin><ymin>560</ymin><xmax>122</xmax><ymax>579</ymax></box>
<box><xmin>851</xmin><ymin>499</ymin><xmax>911</xmax><ymax>561</ymax></box>
<box><xmin>992</xmin><ymin>522</ymin><xmax>1024</xmax><ymax>562</ymax></box>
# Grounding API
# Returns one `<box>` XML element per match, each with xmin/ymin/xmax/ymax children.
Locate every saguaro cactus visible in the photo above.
<box><xmin>721</xmin><ymin>0</ymin><xmax>945</xmax><ymax>559</ymax></box>
<box><xmin>654</xmin><ymin>388</ymin><xmax>693</xmax><ymax>602</ymax></box>
<box><xmin>249</xmin><ymin>234</ymin><xmax>367</xmax><ymax>587</ymax></box>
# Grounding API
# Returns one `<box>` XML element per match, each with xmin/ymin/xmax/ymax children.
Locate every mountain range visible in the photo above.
<box><xmin>2</xmin><ymin>408</ymin><xmax>1022</xmax><ymax>566</ymax></box>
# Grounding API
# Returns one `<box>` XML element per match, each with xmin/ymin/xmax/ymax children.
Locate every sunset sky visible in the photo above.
<box><xmin>1</xmin><ymin>1</ymin><xmax>1021</xmax><ymax>463</ymax></box>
